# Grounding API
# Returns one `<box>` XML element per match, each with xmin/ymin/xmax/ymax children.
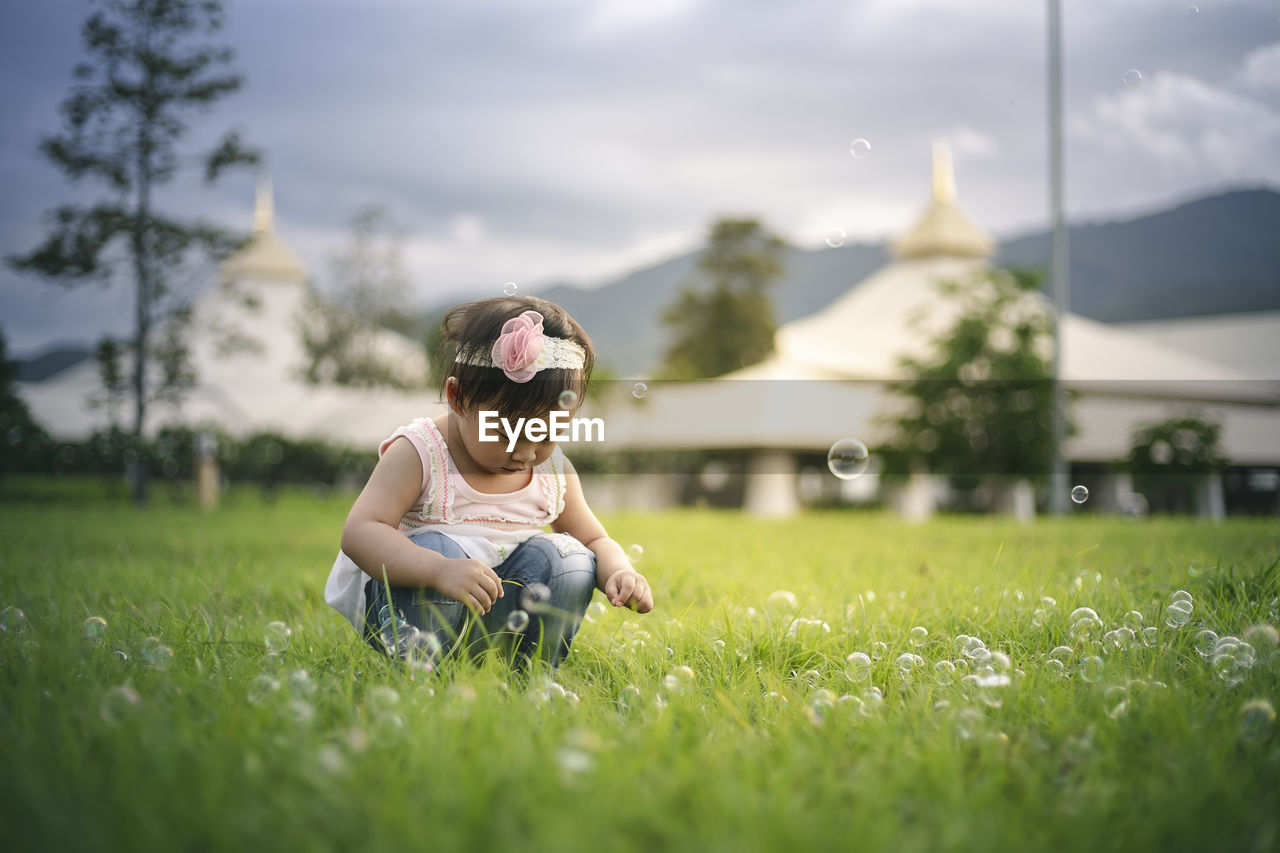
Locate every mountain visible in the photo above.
<box><xmin>996</xmin><ymin>188</ymin><xmax>1280</xmax><ymax>322</ymax></box>
<box><xmin>14</xmin><ymin>345</ymin><xmax>93</xmax><ymax>382</ymax></box>
<box><xmin>480</xmin><ymin>187</ymin><xmax>1279</xmax><ymax>375</ymax></box>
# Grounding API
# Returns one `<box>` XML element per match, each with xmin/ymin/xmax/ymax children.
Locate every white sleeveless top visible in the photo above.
<box><xmin>324</xmin><ymin>417</ymin><xmax>569</xmax><ymax>629</ymax></box>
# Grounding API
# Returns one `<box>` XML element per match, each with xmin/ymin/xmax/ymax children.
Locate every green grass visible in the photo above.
<box><xmin>1</xmin><ymin>485</ymin><xmax>1278</xmax><ymax>852</ymax></box>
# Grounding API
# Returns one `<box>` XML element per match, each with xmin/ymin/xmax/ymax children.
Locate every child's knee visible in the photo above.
<box><xmin>408</xmin><ymin>530</ymin><xmax>468</xmax><ymax>559</ymax></box>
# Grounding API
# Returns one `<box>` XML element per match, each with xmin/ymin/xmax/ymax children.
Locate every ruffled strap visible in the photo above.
<box><xmin>379</xmin><ymin>417</ymin><xmax>453</xmax><ymax>525</ymax></box>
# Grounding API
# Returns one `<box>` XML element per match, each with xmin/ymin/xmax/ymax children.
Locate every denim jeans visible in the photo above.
<box><xmin>363</xmin><ymin>530</ymin><xmax>597</xmax><ymax>668</ymax></box>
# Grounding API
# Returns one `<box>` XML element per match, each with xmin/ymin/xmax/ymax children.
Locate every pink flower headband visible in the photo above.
<box><xmin>456</xmin><ymin>310</ymin><xmax>586</xmax><ymax>383</ymax></box>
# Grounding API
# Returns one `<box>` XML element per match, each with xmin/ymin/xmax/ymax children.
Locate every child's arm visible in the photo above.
<box><xmin>551</xmin><ymin>456</ymin><xmax>653</xmax><ymax>613</ymax></box>
<box><xmin>341</xmin><ymin>437</ymin><xmax>504</xmax><ymax>613</ymax></box>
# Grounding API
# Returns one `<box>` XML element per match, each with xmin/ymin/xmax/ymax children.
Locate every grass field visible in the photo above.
<box><xmin>1</xmin><ymin>483</ymin><xmax>1278</xmax><ymax>852</ymax></box>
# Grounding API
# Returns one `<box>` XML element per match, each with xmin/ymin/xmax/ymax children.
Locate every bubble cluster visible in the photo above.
<box><xmin>1165</xmin><ymin>590</ymin><xmax>1194</xmax><ymax>628</ymax></box>
<box><xmin>827</xmin><ymin>438</ymin><xmax>870</xmax><ymax>480</ymax></box>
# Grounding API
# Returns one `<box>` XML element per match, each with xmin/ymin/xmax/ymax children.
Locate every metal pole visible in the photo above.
<box><xmin>1047</xmin><ymin>0</ymin><xmax>1070</xmax><ymax>515</ymax></box>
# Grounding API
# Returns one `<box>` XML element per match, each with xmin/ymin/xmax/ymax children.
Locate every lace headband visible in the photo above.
<box><xmin>455</xmin><ymin>310</ymin><xmax>586</xmax><ymax>383</ymax></box>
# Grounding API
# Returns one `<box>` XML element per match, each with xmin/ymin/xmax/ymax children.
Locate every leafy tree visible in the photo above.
<box><xmin>299</xmin><ymin>204</ymin><xmax>427</xmax><ymax>390</ymax></box>
<box><xmin>5</xmin><ymin>0</ymin><xmax>259</xmax><ymax>503</ymax></box>
<box><xmin>877</xmin><ymin>268</ymin><xmax>1071</xmax><ymax>497</ymax></box>
<box><xmin>658</xmin><ymin>217</ymin><xmax>785</xmax><ymax>379</ymax></box>
<box><xmin>0</xmin><ymin>330</ymin><xmax>53</xmax><ymax>480</ymax></box>
<box><xmin>1125</xmin><ymin>414</ymin><xmax>1225</xmax><ymax>513</ymax></box>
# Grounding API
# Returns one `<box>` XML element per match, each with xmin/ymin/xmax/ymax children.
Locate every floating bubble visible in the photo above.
<box><xmin>766</xmin><ymin>590</ymin><xmax>799</xmax><ymax>613</ymax></box>
<box><xmin>288</xmin><ymin>669</ymin><xmax>316</xmax><ymax>698</ymax></box>
<box><xmin>870</xmin><ymin>641</ymin><xmax>888</xmax><ymax>660</ymax></box>
<box><xmin>1239</xmin><ymin>699</ymin><xmax>1275</xmax><ymax>743</ymax></box>
<box><xmin>663</xmin><ymin>665</ymin><xmax>696</xmax><ymax>694</ymax></box>
<box><xmin>247</xmin><ymin>675</ymin><xmax>280</xmax><ymax>706</ymax></box>
<box><xmin>287</xmin><ymin>698</ymin><xmax>315</xmax><ymax>725</ymax></box>
<box><xmin>82</xmin><ymin>616</ymin><xmax>107</xmax><ymax>643</ymax></box>
<box><xmin>1165</xmin><ymin>599</ymin><xmax>1193</xmax><ymax>628</ymax></box>
<box><xmin>503</xmin><ymin>281</ymin><xmax>519</xmax><ymax>296</ymax></box>
<box><xmin>584</xmin><ymin>601</ymin><xmax>608</xmax><ymax>623</ymax></box>
<box><xmin>909</xmin><ymin>626</ymin><xmax>928</xmax><ymax>647</ymax></box>
<box><xmin>626</xmin><ymin>543</ymin><xmax>644</xmax><ymax>562</ymax></box>
<box><xmin>1044</xmin><ymin>658</ymin><xmax>1067</xmax><ymax>677</ymax></box>
<box><xmin>1105</xmin><ymin>685</ymin><xmax>1129</xmax><ymax>719</ymax></box>
<box><xmin>557</xmin><ymin>389</ymin><xmax>579</xmax><ymax>409</ymax></box>
<box><xmin>934</xmin><ymin>659</ymin><xmax>956</xmax><ymax>685</ymax></box>
<box><xmin>1124</xmin><ymin>610</ymin><xmax>1145</xmax><ymax>633</ymax></box>
<box><xmin>1071</xmin><ymin>485</ymin><xmax>1089</xmax><ymax>504</ymax></box>
<box><xmin>631</xmin><ymin>382</ymin><xmax>648</xmax><ymax>399</ymax></box>
<box><xmin>1195</xmin><ymin>629</ymin><xmax>1219</xmax><ymax>659</ymax></box>
<box><xmin>1186</xmin><ymin>5</ymin><xmax>1199</xmax><ymax>18</ymax></box>
<box><xmin>825</xmin><ymin>228</ymin><xmax>846</xmax><ymax>248</ymax></box>
<box><xmin>1242</xmin><ymin>623</ymin><xmax>1279</xmax><ymax>648</ymax></box>
<box><xmin>0</xmin><ymin>606</ymin><xmax>30</xmax><ymax>635</ymax></box>
<box><xmin>1170</xmin><ymin>589</ymin><xmax>1193</xmax><ymax>605</ymax></box>
<box><xmin>1049</xmin><ymin>645</ymin><xmax>1073</xmax><ymax>662</ymax></box>
<box><xmin>849</xmin><ymin>138</ymin><xmax>871</xmax><ymax>159</ymax></box>
<box><xmin>265</xmin><ymin>621</ymin><xmax>292</xmax><ymax>653</ymax></box>
<box><xmin>827</xmin><ymin>438</ymin><xmax>870</xmax><ymax>480</ymax></box>
<box><xmin>618</xmin><ymin>684</ymin><xmax>643</xmax><ymax>712</ymax></box>
<box><xmin>1142</xmin><ymin>626</ymin><xmax>1158</xmax><ymax>646</ymax></box>
<box><xmin>1079</xmin><ymin>656</ymin><xmax>1105</xmax><ymax>683</ymax></box>
<box><xmin>506</xmin><ymin>610</ymin><xmax>530</xmax><ymax>633</ymax></box>
<box><xmin>861</xmin><ymin>686</ymin><xmax>883</xmax><ymax>711</ymax></box>
<box><xmin>845</xmin><ymin>651</ymin><xmax>872</xmax><ymax>681</ymax></box>
<box><xmin>895</xmin><ymin>652</ymin><xmax>923</xmax><ymax>673</ymax></box>
<box><xmin>1123</xmin><ymin>68</ymin><xmax>1143</xmax><ymax>88</ymax></box>
<box><xmin>139</xmin><ymin>637</ymin><xmax>173</xmax><ymax>668</ymax></box>
<box><xmin>99</xmin><ymin>685</ymin><xmax>141</xmax><ymax>724</ymax></box>
<box><xmin>520</xmin><ymin>583</ymin><xmax>552</xmax><ymax>614</ymax></box>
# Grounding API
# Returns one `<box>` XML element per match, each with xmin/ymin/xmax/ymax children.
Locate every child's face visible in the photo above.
<box><xmin>445</xmin><ymin>378</ymin><xmax>559</xmax><ymax>475</ymax></box>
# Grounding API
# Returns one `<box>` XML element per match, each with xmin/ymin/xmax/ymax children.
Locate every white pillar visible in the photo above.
<box><xmin>891</xmin><ymin>469</ymin><xmax>937</xmax><ymax>523</ymax></box>
<box><xmin>1195</xmin><ymin>472</ymin><xmax>1226</xmax><ymax>521</ymax></box>
<box><xmin>743</xmin><ymin>450</ymin><xmax>800</xmax><ymax>517</ymax></box>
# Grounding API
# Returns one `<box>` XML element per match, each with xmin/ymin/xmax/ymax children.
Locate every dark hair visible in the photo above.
<box><xmin>437</xmin><ymin>296</ymin><xmax>595</xmax><ymax>421</ymax></box>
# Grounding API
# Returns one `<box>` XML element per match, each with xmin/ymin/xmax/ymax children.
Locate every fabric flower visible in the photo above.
<box><xmin>490</xmin><ymin>310</ymin><xmax>545</xmax><ymax>382</ymax></box>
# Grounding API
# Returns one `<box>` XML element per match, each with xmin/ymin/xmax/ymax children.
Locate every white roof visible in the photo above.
<box><xmin>18</xmin><ymin>181</ymin><xmax>440</xmax><ymax>448</ymax></box>
<box><xmin>1114</xmin><ymin>311</ymin><xmax>1280</xmax><ymax>380</ymax></box>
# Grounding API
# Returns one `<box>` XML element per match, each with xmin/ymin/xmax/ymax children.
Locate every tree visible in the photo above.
<box><xmin>877</xmin><ymin>268</ymin><xmax>1071</xmax><ymax>508</ymax></box>
<box><xmin>6</xmin><ymin>0</ymin><xmax>259</xmax><ymax>503</ymax></box>
<box><xmin>299</xmin><ymin>204</ymin><xmax>427</xmax><ymax>390</ymax></box>
<box><xmin>0</xmin><ymin>330</ymin><xmax>53</xmax><ymax>481</ymax></box>
<box><xmin>1125</xmin><ymin>414</ymin><xmax>1225</xmax><ymax>514</ymax></box>
<box><xmin>658</xmin><ymin>217</ymin><xmax>786</xmax><ymax>379</ymax></box>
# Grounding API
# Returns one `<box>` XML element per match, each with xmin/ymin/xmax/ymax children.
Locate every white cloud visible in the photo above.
<box><xmin>1237</xmin><ymin>40</ymin><xmax>1280</xmax><ymax>95</ymax></box>
<box><xmin>942</xmin><ymin>125</ymin><xmax>999</xmax><ymax>159</ymax></box>
<box><xmin>1070</xmin><ymin>70</ymin><xmax>1280</xmax><ymax>179</ymax></box>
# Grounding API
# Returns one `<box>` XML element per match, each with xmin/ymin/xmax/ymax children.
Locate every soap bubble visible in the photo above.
<box><xmin>870</xmin><ymin>641</ymin><xmax>887</xmax><ymax>660</ymax></box>
<box><xmin>1165</xmin><ymin>599</ymin><xmax>1193</xmax><ymax>628</ymax></box>
<box><xmin>247</xmin><ymin>675</ymin><xmax>280</xmax><ymax>706</ymax></box>
<box><xmin>827</xmin><ymin>438</ymin><xmax>869</xmax><ymax>480</ymax></box>
<box><xmin>506</xmin><ymin>610</ymin><xmax>530</xmax><ymax>633</ymax></box>
<box><xmin>626</xmin><ymin>543</ymin><xmax>644</xmax><ymax>562</ymax></box>
<box><xmin>663</xmin><ymin>665</ymin><xmax>696</xmax><ymax>694</ymax></box>
<box><xmin>521</xmin><ymin>583</ymin><xmax>552</xmax><ymax>614</ymax></box>
<box><xmin>895</xmin><ymin>652</ymin><xmax>923</xmax><ymax>673</ymax></box>
<box><xmin>557</xmin><ymin>389</ymin><xmax>579</xmax><ymax>409</ymax></box>
<box><xmin>1044</xmin><ymin>659</ymin><xmax>1067</xmax><ymax>677</ymax></box>
<box><xmin>618</xmin><ymin>684</ymin><xmax>643</xmax><ymax>712</ymax></box>
<box><xmin>845</xmin><ymin>651</ymin><xmax>872</xmax><ymax>681</ymax></box>
<box><xmin>909</xmin><ymin>626</ymin><xmax>928</xmax><ymax>647</ymax></box>
<box><xmin>265</xmin><ymin>621</ymin><xmax>292</xmax><ymax>653</ymax></box>
<box><xmin>1242</xmin><ymin>623</ymin><xmax>1279</xmax><ymax>648</ymax></box>
<box><xmin>934</xmin><ymin>659</ymin><xmax>956</xmax><ymax>685</ymax></box>
<box><xmin>766</xmin><ymin>590</ymin><xmax>799</xmax><ymax>613</ymax></box>
<box><xmin>1170</xmin><ymin>589</ymin><xmax>1193</xmax><ymax>605</ymax></box>
<box><xmin>1070</xmin><ymin>485</ymin><xmax>1089</xmax><ymax>504</ymax></box>
<box><xmin>1186</xmin><ymin>5</ymin><xmax>1199</xmax><ymax>18</ymax></box>
<box><xmin>0</xmin><ymin>606</ymin><xmax>30</xmax><ymax>635</ymax></box>
<box><xmin>1123</xmin><ymin>69</ymin><xmax>1143</xmax><ymax>88</ymax></box>
<box><xmin>139</xmin><ymin>637</ymin><xmax>173</xmax><ymax>668</ymax></box>
<box><xmin>99</xmin><ymin>685</ymin><xmax>141</xmax><ymax>724</ymax></box>
<box><xmin>1239</xmin><ymin>699</ymin><xmax>1275</xmax><ymax>743</ymax></box>
<box><xmin>631</xmin><ymin>382</ymin><xmax>648</xmax><ymax>399</ymax></box>
<box><xmin>1195</xmin><ymin>629</ymin><xmax>1219</xmax><ymax>659</ymax></box>
<box><xmin>503</xmin><ymin>281</ymin><xmax>519</xmax><ymax>296</ymax></box>
<box><xmin>82</xmin><ymin>616</ymin><xmax>107</xmax><ymax>643</ymax></box>
<box><xmin>849</xmin><ymin>138</ymin><xmax>871</xmax><ymax>159</ymax></box>
<box><xmin>1079</xmin><ymin>656</ymin><xmax>1105</xmax><ymax>683</ymax></box>
<box><xmin>825</xmin><ymin>228</ymin><xmax>846</xmax><ymax>248</ymax></box>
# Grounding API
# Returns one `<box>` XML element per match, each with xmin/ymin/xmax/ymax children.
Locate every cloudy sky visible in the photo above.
<box><xmin>2</xmin><ymin>0</ymin><xmax>1278</xmax><ymax>355</ymax></box>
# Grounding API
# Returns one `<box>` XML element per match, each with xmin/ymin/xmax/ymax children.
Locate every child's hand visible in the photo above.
<box><xmin>435</xmin><ymin>558</ymin><xmax>504</xmax><ymax>613</ymax></box>
<box><xmin>603</xmin><ymin>570</ymin><xmax>653</xmax><ymax>613</ymax></box>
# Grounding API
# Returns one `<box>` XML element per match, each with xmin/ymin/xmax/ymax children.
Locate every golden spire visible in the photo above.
<box><xmin>253</xmin><ymin>173</ymin><xmax>274</xmax><ymax>234</ymax></box>
<box><xmin>932</xmin><ymin>138</ymin><xmax>956</xmax><ymax>205</ymax></box>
